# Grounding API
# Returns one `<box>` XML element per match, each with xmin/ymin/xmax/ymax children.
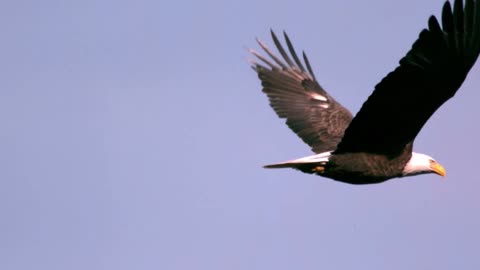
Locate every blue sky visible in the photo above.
<box><xmin>2</xmin><ymin>0</ymin><xmax>480</xmax><ymax>269</ymax></box>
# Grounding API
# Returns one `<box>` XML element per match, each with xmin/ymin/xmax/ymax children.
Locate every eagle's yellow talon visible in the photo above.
<box><xmin>312</xmin><ymin>166</ymin><xmax>325</xmax><ymax>173</ymax></box>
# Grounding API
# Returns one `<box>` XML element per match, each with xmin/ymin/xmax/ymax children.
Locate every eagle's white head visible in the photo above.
<box><xmin>402</xmin><ymin>152</ymin><xmax>446</xmax><ymax>177</ymax></box>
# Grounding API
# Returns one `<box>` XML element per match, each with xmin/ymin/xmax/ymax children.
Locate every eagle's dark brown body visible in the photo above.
<box><xmin>323</xmin><ymin>151</ymin><xmax>412</xmax><ymax>184</ymax></box>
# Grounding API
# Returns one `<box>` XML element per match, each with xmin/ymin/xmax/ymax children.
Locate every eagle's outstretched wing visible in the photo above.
<box><xmin>335</xmin><ymin>0</ymin><xmax>480</xmax><ymax>156</ymax></box>
<box><xmin>251</xmin><ymin>31</ymin><xmax>353</xmax><ymax>153</ymax></box>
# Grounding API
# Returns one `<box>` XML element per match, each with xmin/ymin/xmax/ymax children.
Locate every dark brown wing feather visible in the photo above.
<box><xmin>251</xmin><ymin>31</ymin><xmax>353</xmax><ymax>153</ymax></box>
<box><xmin>335</xmin><ymin>0</ymin><xmax>480</xmax><ymax>156</ymax></box>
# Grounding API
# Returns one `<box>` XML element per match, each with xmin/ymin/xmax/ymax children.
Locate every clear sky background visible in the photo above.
<box><xmin>2</xmin><ymin>0</ymin><xmax>480</xmax><ymax>269</ymax></box>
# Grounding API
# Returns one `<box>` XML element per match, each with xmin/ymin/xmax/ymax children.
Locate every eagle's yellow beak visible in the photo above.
<box><xmin>431</xmin><ymin>162</ymin><xmax>446</xmax><ymax>177</ymax></box>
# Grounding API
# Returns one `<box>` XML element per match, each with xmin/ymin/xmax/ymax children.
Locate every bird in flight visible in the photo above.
<box><xmin>250</xmin><ymin>0</ymin><xmax>480</xmax><ymax>184</ymax></box>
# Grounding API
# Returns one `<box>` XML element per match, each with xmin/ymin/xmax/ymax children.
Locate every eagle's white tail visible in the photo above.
<box><xmin>264</xmin><ymin>151</ymin><xmax>332</xmax><ymax>169</ymax></box>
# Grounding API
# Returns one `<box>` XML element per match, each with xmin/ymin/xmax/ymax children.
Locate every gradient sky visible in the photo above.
<box><xmin>2</xmin><ymin>0</ymin><xmax>480</xmax><ymax>269</ymax></box>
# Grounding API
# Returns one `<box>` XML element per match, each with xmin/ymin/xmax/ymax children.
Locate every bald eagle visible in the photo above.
<box><xmin>251</xmin><ymin>0</ymin><xmax>480</xmax><ymax>184</ymax></box>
